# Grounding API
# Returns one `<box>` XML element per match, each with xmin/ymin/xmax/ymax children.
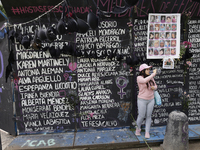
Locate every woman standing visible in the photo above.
<box><xmin>135</xmin><ymin>64</ymin><xmax>157</xmax><ymax>139</ymax></box>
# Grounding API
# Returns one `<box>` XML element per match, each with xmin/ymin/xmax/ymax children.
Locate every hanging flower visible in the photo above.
<box><xmin>182</xmin><ymin>41</ymin><xmax>192</xmax><ymax>48</ymax></box>
<box><xmin>186</xmin><ymin>61</ymin><xmax>192</xmax><ymax>67</ymax></box>
<box><xmin>129</xmin><ymin>66</ymin><xmax>133</xmax><ymax>72</ymax></box>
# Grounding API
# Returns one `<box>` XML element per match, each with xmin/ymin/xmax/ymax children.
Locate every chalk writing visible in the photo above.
<box><xmin>13</xmin><ymin>22</ymin><xmax>77</xmax><ymax>133</ymax></box>
<box><xmin>21</xmin><ymin>139</ymin><xmax>55</xmax><ymax>147</ymax></box>
<box><xmin>11</xmin><ymin>6</ymin><xmax>91</xmax><ymax>15</ymax></box>
<box><xmin>187</xmin><ymin>19</ymin><xmax>200</xmax><ymax>123</ymax></box>
<box><xmin>10</xmin><ymin>11</ymin><xmax>134</xmax><ymax>133</ymax></box>
<box><xmin>115</xmin><ymin>76</ymin><xmax>128</xmax><ymax>99</ymax></box>
<box><xmin>76</xmin><ymin>19</ymin><xmax>131</xmax><ymax>128</ymax></box>
<box><xmin>77</xmin><ymin>57</ymin><xmax>125</xmax><ymax>127</ymax></box>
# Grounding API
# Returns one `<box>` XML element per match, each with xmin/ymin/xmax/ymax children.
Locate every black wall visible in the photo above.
<box><xmin>1</xmin><ymin>0</ymin><xmax>200</xmax><ymax>135</ymax></box>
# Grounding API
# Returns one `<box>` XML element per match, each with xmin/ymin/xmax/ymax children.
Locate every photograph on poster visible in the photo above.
<box><xmin>165</xmin><ymin>48</ymin><xmax>171</xmax><ymax>55</ymax></box>
<box><xmin>166</xmin><ymin>32</ymin><xmax>171</xmax><ymax>39</ymax></box>
<box><xmin>165</xmin><ymin>40</ymin><xmax>170</xmax><ymax>47</ymax></box>
<box><xmin>149</xmin><ymin>41</ymin><xmax>154</xmax><ymax>47</ymax></box>
<box><xmin>150</xmin><ymin>15</ymin><xmax>155</xmax><ymax>22</ymax></box>
<box><xmin>155</xmin><ymin>24</ymin><xmax>160</xmax><ymax>31</ymax></box>
<box><xmin>166</xmin><ymin>24</ymin><xmax>171</xmax><ymax>31</ymax></box>
<box><xmin>155</xmin><ymin>15</ymin><xmax>160</xmax><ymax>22</ymax></box>
<box><xmin>172</xmin><ymin>24</ymin><xmax>177</xmax><ymax>31</ymax></box>
<box><xmin>160</xmin><ymin>24</ymin><xmax>165</xmax><ymax>31</ymax></box>
<box><xmin>161</xmin><ymin>16</ymin><xmax>166</xmax><ymax>23</ymax></box>
<box><xmin>154</xmin><ymin>48</ymin><xmax>159</xmax><ymax>55</ymax></box>
<box><xmin>154</xmin><ymin>40</ymin><xmax>159</xmax><ymax>47</ymax></box>
<box><xmin>149</xmin><ymin>32</ymin><xmax>154</xmax><ymax>39</ymax></box>
<box><xmin>150</xmin><ymin>24</ymin><xmax>154</xmax><ymax>31</ymax></box>
<box><xmin>163</xmin><ymin>57</ymin><xmax>174</xmax><ymax>69</ymax></box>
<box><xmin>147</xmin><ymin>13</ymin><xmax>181</xmax><ymax>59</ymax></box>
<box><xmin>166</xmin><ymin>16</ymin><xmax>172</xmax><ymax>23</ymax></box>
<box><xmin>160</xmin><ymin>32</ymin><xmax>165</xmax><ymax>39</ymax></box>
<box><xmin>171</xmin><ymin>40</ymin><xmax>176</xmax><ymax>47</ymax></box>
<box><xmin>159</xmin><ymin>48</ymin><xmax>164</xmax><ymax>55</ymax></box>
<box><xmin>160</xmin><ymin>40</ymin><xmax>164</xmax><ymax>47</ymax></box>
<box><xmin>171</xmin><ymin>48</ymin><xmax>176</xmax><ymax>55</ymax></box>
<box><xmin>155</xmin><ymin>32</ymin><xmax>160</xmax><ymax>39</ymax></box>
<box><xmin>148</xmin><ymin>48</ymin><xmax>154</xmax><ymax>55</ymax></box>
<box><xmin>171</xmin><ymin>32</ymin><xmax>176</xmax><ymax>39</ymax></box>
<box><xmin>172</xmin><ymin>15</ymin><xmax>177</xmax><ymax>22</ymax></box>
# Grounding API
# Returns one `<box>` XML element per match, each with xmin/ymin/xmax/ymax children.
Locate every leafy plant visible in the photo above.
<box><xmin>181</xmin><ymin>11</ymin><xmax>191</xmax><ymax>40</ymax></box>
<box><xmin>183</xmin><ymin>60</ymin><xmax>192</xmax><ymax>84</ymax></box>
<box><xmin>183</xmin><ymin>11</ymin><xmax>191</xmax><ymax>29</ymax></box>
<box><xmin>179</xmin><ymin>41</ymin><xmax>192</xmax><ymax>60</ymax></box>
<box><xmin>66</xmin><ymin>93</ymin><xmax>80</xmax><ymax>132</ymax></box>
<box><xmin>177</xmin><ymin>41</ymin><xmax>192</xmax><ymax>84</ymax></box>
<box><xmin>66</xmin><ymin>93</ymin><xmax>89</xmax><ymax>132</ymax></box>
<box><xmin>178</xmin><ymin>91</ymin><xmax>190</xmax><ymax>112</ymax></box>
<box><xmin>67</xmin><ymin>93</ymin><xmax>80</xmax><ymax>109</ymax></box>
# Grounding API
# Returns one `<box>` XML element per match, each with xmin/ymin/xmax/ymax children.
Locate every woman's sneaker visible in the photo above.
<box><xmin>145</xmin><ymin>132</ymin><xmax>150</xmax><ymax>138</ymax></box>
<box><xmin>135</xmin><ymin>128</ymin><xmax>141</xmax><ymax>136</ymax></box>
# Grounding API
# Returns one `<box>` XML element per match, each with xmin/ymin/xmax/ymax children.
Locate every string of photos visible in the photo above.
<box><xmin>6</xmin><ymin>0</ymin><xmax>140</xmax><ymax>81</ymax></box>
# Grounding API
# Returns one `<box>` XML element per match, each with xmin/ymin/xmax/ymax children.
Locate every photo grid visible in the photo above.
<box><xmin>147</xmin><ymin>14</ymin><xmax>180</xmax><ymax>59</ymax></box>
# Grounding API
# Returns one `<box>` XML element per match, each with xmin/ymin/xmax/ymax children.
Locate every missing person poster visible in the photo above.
<box><xmin>147</xmin><ymin>13</ymin><xmax>181</xmax><ymax>59</ymax></box>
<box><xmin>163</xmin><ymin>57</ymin><xmax>174</xmax><ymax>69</ymax></box>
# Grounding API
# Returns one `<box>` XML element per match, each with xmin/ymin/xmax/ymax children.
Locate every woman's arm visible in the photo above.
<box><xmin>137</xmin><ymin>73</ymin><xmax>156</xmax><ymax>84</ymax></box>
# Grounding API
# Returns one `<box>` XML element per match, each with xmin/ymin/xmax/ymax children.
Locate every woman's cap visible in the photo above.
<box><xmin>139</xmin><ymin>63</ymin><xmax>152</xmax><ymax>71</ymax></box>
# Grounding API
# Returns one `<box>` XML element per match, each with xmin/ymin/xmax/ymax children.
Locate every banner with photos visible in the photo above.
<box><xmin>147</xmin><ymin>13</ymin><xmax>181</xmax><ymax>59</ymax></box>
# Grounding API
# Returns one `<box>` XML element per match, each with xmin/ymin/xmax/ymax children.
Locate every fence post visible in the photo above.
<box><xmin>160</xmin><ymin>110</ymin><xmax>189</xmax><ymax>150</ymax></box>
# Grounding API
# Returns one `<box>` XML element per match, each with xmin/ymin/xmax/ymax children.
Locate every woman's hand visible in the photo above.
<box><xmin>153</xmin><ymin>69</ymin><xmax>157</xmax><ymax>74</ymax></box>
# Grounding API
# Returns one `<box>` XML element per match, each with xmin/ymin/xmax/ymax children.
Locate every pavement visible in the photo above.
<box><xmin>0</xmin><ymin>129</ymin><xmax>15</xmax><ymax>150</ymax></box>
<box><xmin>1</xmin><ymin>124</ymin><xmax>200</xmax><ymax>150</ymax></box>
